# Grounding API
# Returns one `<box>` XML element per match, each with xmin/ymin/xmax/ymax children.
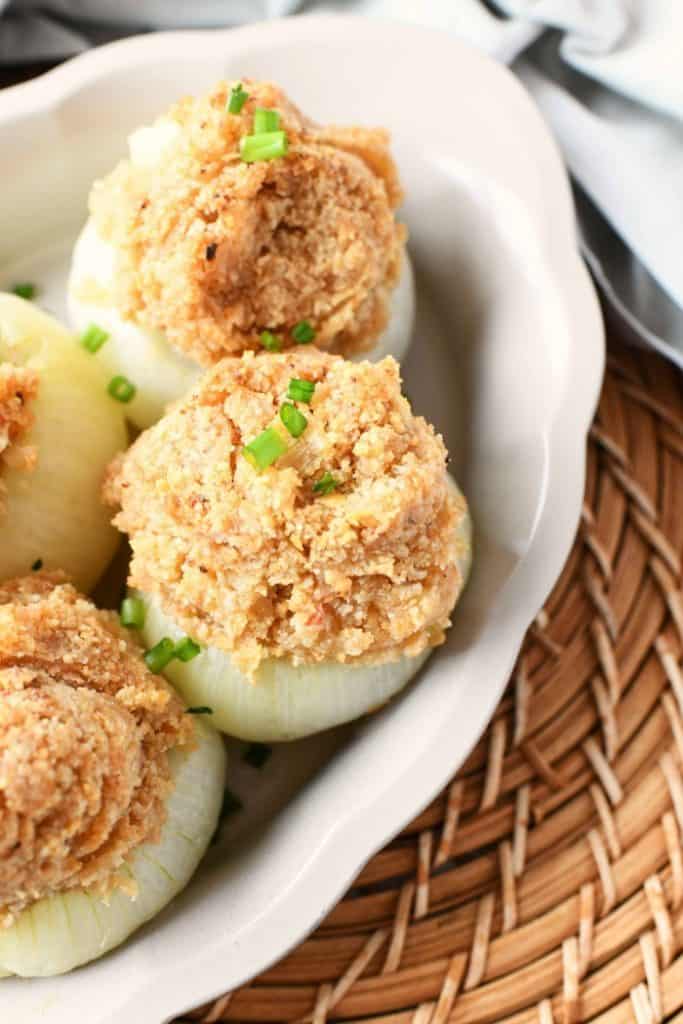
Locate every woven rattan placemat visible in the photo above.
<box><xmin>180</xmin><ymin>336</ymin><xmax>683</xmax><ymax>1024</ymax></box>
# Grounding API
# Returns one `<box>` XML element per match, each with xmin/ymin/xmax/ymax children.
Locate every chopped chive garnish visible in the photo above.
<box><xmin>242</xmin><ymin>426</ymin><xmax>288</xmax><ymax>470</ymax></box>
<box><xmin>31</xmin><ymin>558</ymin><xmax>43</xmax><ymax>571</ymax></box>
<box><xmin>175</xmin><ymin>636</ymin><xmax>201</xmax><ymax>662</ymax></box>
<box><xmin>120</xmin><ymin>595</ymin><xmax>146</xmax><ymax>629</ymax></box>
<box><xmin>253</xmin><ymin>107</ymin><xmax>280</xmax><ymax>133</ymax></box>
<box><xmin>291</xmin><ymin>320</ymin><xmax>315</xmax><ymax>344</ymax></box>
<box><xmin>186</xmin><ymin>705</ymin><xmax>213</xmax><ymax>715</ymax></box>
<box><xmin>287</xmin><ymin>378</ymin><xmax>315</xmax><ymax>404</ymax></box>
<box><xmin>313</xmin><ymin>471</ymin><xmax>339</xmax><ymax>496</ymax></box>
<box><xmin>240</xmin><ymin>130</ymin><xmax>288</xmax><ymax>163</ymax></box>
<box><xmin>227</xmin><ymin>82</ymin><xmax>249</xmax><ymax>114</ymax></box>
<box><xmin>220</xmin><ymin>787</ymin><xmax>243</xmax><ymax>819</ymax></box>
<box><xmin>260</xmin><ymin>330</ymin><xmax>282</xmax><ymax>352</ymax></box>
<box><xmin>81</xmin><ymin>323</ymin><xmax>109</xmax><ymax>353</ymax></box>
<box><xmin>144</xmin><ymin>637</ymin><xmax>175</xmax><ymax>673</ymax></box>
<box><xmin>280</xmin><ymin>402</ymin><xmax>308</xmax><ymax>438</ymax></box>
<box><xmin>107</xmin><ymin>375</ymin><xmax>136</xmax><ymax>403</ymax></box>
<box><xmin>11</xmin><ymin>283</ymin><xmax>36</xmax><ymax>300</ymax></box>
<box><xmin>242</xmin><ymin>742</ymin><xmax>272</xmax><ymax>769</ymax></box>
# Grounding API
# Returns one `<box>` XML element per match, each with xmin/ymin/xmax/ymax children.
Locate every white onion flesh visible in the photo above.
<box><xmin>128</xmin><ymin>118</ymin><xmax>182</xmax><ymax>168</ymax></box>
<box><xmin>67</xmin><ymin>220</ymin><xmax>202</xmax><ymax>431</ymax></box>
<box><xmin>0</xmin><ymin>294</ymin><xmax>128</xmax><ymax>592</ymax></box>
<box><xmin>0</xmin><ymin>721</ymin><xmax>226</xmax><ymax>978</ymax></box>
<box><xmin>140</xmin><ymin>592</ymin><xmax>431</xmax><ymax>742</ymax></box>
<box><xmin>136</xmin><ymin>479</ymin><xmax>471</xmax><ymax>742</ymax></box>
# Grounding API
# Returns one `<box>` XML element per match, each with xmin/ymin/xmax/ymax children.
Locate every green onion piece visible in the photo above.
<box><xmin>120</xmin><ymin>595</ymin><xmax>146</xmax><ymax>629</ymax></box>
<box><xmin>31</xmin><ymin>558</ymin><xmax>43</xmax><ymax>572</ymax></box>
<box><xmin>186</xmin><ymin>705</ymin><xmax>213</xmax><ymax>715</ymax></box>
<box><xmin>144</xmin><ymin>637</ymin><xmax>175</xmax><ymax>673</ymax></box>
<box><xmin>81</xmin><ymin>322</ymin><xmax>109</xmax><ymax>353</ymax></box>
<box><xmin>291</xmin><ymin>320</ymin><xmax>316</xmax><ymax>344</ymax></box>
<box><xmin>242</xmin><ymin>742</ymin><xmax>272</xmax><ymax>769</ymax></box>
<box><xmin>11</xmin><ymin>283</ymin><xmax>36</xmax><ymax>300</ymax></box>
<box><xmin>175</xmin><ymin>636</ymin><xmax>201</xmax><ymax>662</ymax></box>
<box><xmin>253</xmin><ymin>107</ymin><xmax>280</xmax><ymax>133</ymax></box>
<box><xmin>227</xmin><ymin>83</ymin><xmax>249</xmax><ymax>114</ymax></box>
<box><xmin>280</xmin><ymin>402</ymin><xmax>308</xmax><ymax>438</ymax></box>
<box><xmin>240</xmin><ymin>130</ymin><xmax>288</xmax><ymax>163</ymax></box>
<box><xmin>287</xmin><ymin>378</ymin><xmax>315</xmax><ymax>404</ymax></box>
<box><xmin>107</xmin><ymin>375</ymin><xmax>136</xmax><ymax>403</ymax></box>
<box><xmin>242</xmin><ymin>426</ymin><xmax>288</xmax><ymax>470</ymax></box>
<box><xmin>313</xmin><ymin>471</ymin><xmax>339</xmax><ymax>496</ymax></box>
<box><xmin>260</xmin><ymin>330</ymin><xmax>282</xmax><ymax>352</ymax></box>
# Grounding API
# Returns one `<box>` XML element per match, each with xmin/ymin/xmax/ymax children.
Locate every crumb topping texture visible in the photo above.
<box><xmin>104</xmin><ymin>351</ymin><xmax>468</xmax><ymax>675</ymax></box>
<box><xmin>0</xmin><ymin>364</ymin><xmax>39</xmax><ymax>515</ymax></box>
<box><xmin>0</xmin><ymin>575</ymin><xmax>193</xmax><ymax>927</ymax></box>
<box><xmin>90</xmin><ymin>80</ymin><xmax>406</xmax><ymax>363</ymax></box>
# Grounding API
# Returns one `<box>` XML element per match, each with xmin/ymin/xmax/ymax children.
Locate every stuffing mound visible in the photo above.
<box><xmin>0</xmin><ymin>574</ymin><xmax>193</xmax><ymax>927</ymax></box>
<box><xmin>104</xmin><ymin>351</ymin><xmax>468</xmax><ymax>676</ymax></box>
<box><xmin>89</xmin><ymin>80</ymin><xmax>406</xmax><ymax>363</ymax></box>
<box><xmin>0</xmin><ymin>364</ymin><xmax>38</xmax><ymax>515</ymax></box>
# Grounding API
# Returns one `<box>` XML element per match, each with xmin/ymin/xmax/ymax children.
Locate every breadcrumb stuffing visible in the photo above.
<box><xmin>0</xmin><ymin>574</ymin><xmax>193</xmax><ymax>927</ymax></box>
<box><xmin>103</xmin><ymin>351</ymin><xmax>468</xmax><ymax>675</ymax></box>
<box><xmin>0</xmin><ymin>364</ymin><xmax>38</xmax><ymax>516</ymax></box>
<box><xmin>89</xmin><ymin>80</ymin><xmax>406</xmax><ymax>363</ymax></box>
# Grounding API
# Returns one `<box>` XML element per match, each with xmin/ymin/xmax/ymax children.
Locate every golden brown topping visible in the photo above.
<box><xmin>89</xmin><ymin>80</ymin><xmax>405</xmax><ymax>363</ymax></box>
<box><xmin>0</xmin><ymin>364</ymin><xmax>38</xmax><ymax>515</ymax></box>
<box><xmin>104</xmin><ymin>351</ymin><xmax>467</xmax><ymax>675</ymax></box>
<box><xmin>0</xmin><ymin>574</ymin><xmax>193</xmax><ymax>926</ymax></box>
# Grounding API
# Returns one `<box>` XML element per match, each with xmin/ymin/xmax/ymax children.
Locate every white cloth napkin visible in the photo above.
<box><xmin>1</xmin><ymin>0</ymin><xmax>682</xmax><ymax>327</ymax></box>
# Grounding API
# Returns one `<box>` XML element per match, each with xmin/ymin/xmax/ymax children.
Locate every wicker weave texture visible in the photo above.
<box><xmin>183</xmin><ymin>340</ymin><xmax>683</xmax><ymax>1024</ymax></box>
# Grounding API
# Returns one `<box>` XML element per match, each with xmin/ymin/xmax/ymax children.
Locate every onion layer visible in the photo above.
<box><xmin>0</xmin><ymin>720</ymin><xmax>226</xmax><ymax>978</ymax></box>
<box><xmin>140</xmin><ymin>590</ymin><xmax>432</xmax><ymax>741</ymax></box>
<box><xmin>0</xmin><ymin>294</ymin><xmax>127</xmax><ymax>591</ymax></box>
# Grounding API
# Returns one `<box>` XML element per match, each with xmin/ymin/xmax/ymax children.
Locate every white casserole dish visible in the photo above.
<box><xmin>0</xmin><ymin>15</ymin><xmax>603</xmax><ymax>1023</ymax></box>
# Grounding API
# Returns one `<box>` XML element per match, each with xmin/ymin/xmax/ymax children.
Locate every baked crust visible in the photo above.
<box><xmin>104</xmin><ymin>351</ymin><xmax>468</xmax><ymax>675</ymax></box>
<box><xmin>89</xmin><ymin>80</ymin><xmax>406</xmax><ymax>362</ymax></box>
<box><xmin>0</xmin><ymin>574</ymin><xmax>193</xmax><ymax>926</ymax></box>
